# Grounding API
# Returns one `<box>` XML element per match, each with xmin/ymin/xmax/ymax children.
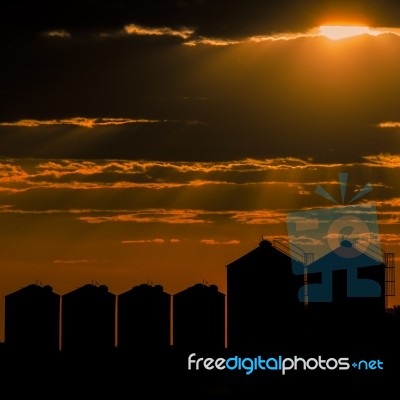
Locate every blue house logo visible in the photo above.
<box><xmin>286</xmin><ymin>173</ymin><xmax>382</xmax><ymax>302</ymax></box>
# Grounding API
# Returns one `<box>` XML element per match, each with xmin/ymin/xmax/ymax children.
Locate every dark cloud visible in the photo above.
<box><xmin>3</xmin><ymin>1</ymin><xmax>400</xmax><ymax>37</ymax></box>
<box><xmin>2</xmin><ymin>24</ymin><xmax>400</xmax><ymax>161</ymax></box>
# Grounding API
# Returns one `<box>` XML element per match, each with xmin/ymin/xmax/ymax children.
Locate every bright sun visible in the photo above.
<box><xmin>319</xmin><ymin>25</ymin><xmax>379</xmax><ymax>40</ymax></box>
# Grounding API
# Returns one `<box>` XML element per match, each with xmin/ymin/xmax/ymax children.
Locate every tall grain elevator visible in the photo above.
<box><xmin>226</xmin><ymin>239</ymin><xmax>305</xmax><ymax>351</ymax></box>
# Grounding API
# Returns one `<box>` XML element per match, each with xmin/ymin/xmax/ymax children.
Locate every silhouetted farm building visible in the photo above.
<box><xmin>227</xmin><ymin>238</ymin><xmax>395</xmax><ymax>351</ymax></box>
<box><xmin>5</xmin><ymin>284</ymin><xmax>60</xmax><ymax>353</ymax></box>
<box><xmin>227</xmin><ymin>239</ymin><xmax>305</xmax><ymax>351</ymax></box>
<box><xmin>62</xmin><ymin>283</ymin><xmax>116</xmax><ymax>353</ymax></box>
<box><xmin>173</xmin><ymin>283</ymin><xmax>225</xmax><ymax>350</ymax></box>
<box><xmin>2</xmin><ymin>236</ymin><xmax>395</xmax><ymax>355</ymax></box>
<box><xmin>118</xmin><ymin>283</ymin><xmax>171</xmax><ymax>351</ymax></box>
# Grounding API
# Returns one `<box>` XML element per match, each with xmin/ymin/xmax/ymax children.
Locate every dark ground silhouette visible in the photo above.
<box><xmin>1</xmin><ymin>239</ymin><xmax>399</xmax><ymax>397</ymax></box>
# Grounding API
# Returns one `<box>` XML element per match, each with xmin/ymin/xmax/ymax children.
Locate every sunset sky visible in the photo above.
<box><xmin>2</xmin><ymin>0</ymin><xmax>400</xmax><ymax>340</ymax></box>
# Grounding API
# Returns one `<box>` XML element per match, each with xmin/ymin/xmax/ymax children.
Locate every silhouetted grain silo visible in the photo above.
<box><xmin>173</xmin><ymin>283</ymin><xmax>225</xmax><ymax>350</ymax></box>
<box><xmin>5</xmin><ymin>283</ymin><xmax>60</xmax><ymax>353</ymax></box>
<box><xmin>226</xmin><ymin>239</ymin><xmax>305</xmax><ymax>351</ymax></box>
<box><xmin>62</xmin><ymin>283</ymin><xmax>115</xmax><ymax>353</ymax></box>
<box><xmin>118</xmin><ymin>283</ymin><xmax>171</xmax><ymax>352</ymax></box>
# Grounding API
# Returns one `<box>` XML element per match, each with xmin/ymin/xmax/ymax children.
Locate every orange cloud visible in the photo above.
<box><xmin>79</xmin><ymin>209</ymin><xmax>211</xmax><ymax>224</ymax></box>
<box><xmin>249</xmin><ymin>30</ymin><xmax>318</xmax><ymax>43</ymax></box>
<box><xmin>366</xmin><ymin>201</ymin><xmax>400</xmax><ymax>225</ymax></box>
<box><xmin>200</xmin><ymin>239</ymin><xmax>240</xmax><ymax>245</ymax></box>
<box><xmin>122</xmin><ymin>238</ymin><xmax>165</xmax><ymax>244</ymax></box>
<box><xmin>0</xmin><ymin>117</ymin><xmax>164</xmax><ymax>128</ymax></box>
<box><xmin>363</xmin><ymin>154</ymin><xmax>400</xmax><ymax>168</ymax></box>
<box><xmin>288</xmin><ymin>236</ymin><xmax>324</xmax><ymax>246</ymax></box>
<box><xmin>379</xmin><ymin>234</ymin><xmax>400</xmax><ymax>244</ymax></box>
<box><xmin>200</xmin><ymin>26</ymin><xmax>400</xmax><ymax>46</ymax></box>
<box><xmin>0</xmin><ymin>162</ymin><xmax>29</xmax><ymax>183</ymax></box>
<box><xmin>377</xmin><ymin>122</ymin><xmax>400</xmax><ymax>128</ymax></box>
<box><xmin>185</xmin><ymin>26</ymin><xmax>400</xmax><ymax>46</ymax></box>
<box><xmin>0</xmin><ymin>157</ymin><xmax>396</xmax><ymax>200</ymax></box>
<box><xmin>377</xmin><ymin>214</ymin><xmax>400</xmax><ymax>225</ymax></box>
<box><xmin>184</xmin><ymin>37</ymin><xmax>241</xmax><ymax>46</ymax></box>
<box><xmin>53</xmin><ymin>259</ymin><xmax>95</xmax><ymax>264</ymax></box>
<box><xmin>124</xmin><ymin>24</ymin><xmax>193</xmax><ymax>39</ymax></box>
<box><xmin>0</xmin><ymin>158</ymin><xmax>344</xmax><ymax>186</ymax></box>
<box><xmin>46</xmin><ymin>30</ymin><xmax>71</xmax><ymax>38</ymax></box>
<box><xmin>231</xmin><ymin>210</ymin><xmax>287</xmax><ymax>225</ymax></box>
<box><xmin>83</xmin><ymin>23</ymin><xmax>400</xmax><ymax>46</ymax></box>
<box><xmin>374</xmin><ymin>198</ymin><xmax>400</xmax><ymax>207</ymax></box>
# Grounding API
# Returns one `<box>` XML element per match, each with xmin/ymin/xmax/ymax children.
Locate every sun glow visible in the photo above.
<box><xmin>319</xmin><ymin>25</ymin><xmax>379</xmax><ymax>40</ymax></box>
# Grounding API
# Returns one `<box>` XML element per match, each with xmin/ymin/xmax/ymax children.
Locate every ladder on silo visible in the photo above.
<box><xmin>384</xmin><ymin>252</ymin><xmax>396</xmax><ymax>308</ymax></box>
<box><xmin>355</xmin><ymin>242</ymin><xmax>396</xmax><ymax>307</ymax></box>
